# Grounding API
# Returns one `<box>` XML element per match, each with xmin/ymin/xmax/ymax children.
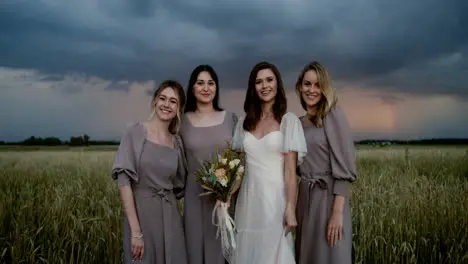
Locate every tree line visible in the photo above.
<box><xmin>0</xmin><ymin>135</ymin><xmax>119</xmax><ymax>146</ymax></box>
<box><xmin>356</xmin><ymin>138</ymin><xmax>468</xmax><ymax>146</ymax></box>
<box><xmin>1</xmin><ymin>136</ymin><xmax>467</xmax><ymax>146</ymax></box>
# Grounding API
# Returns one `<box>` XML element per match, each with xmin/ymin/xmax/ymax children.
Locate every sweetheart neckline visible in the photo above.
<box><xmin>246</xmin><ymin>130</ymin><xmax>281</xmax><ymax>141</ymax></box>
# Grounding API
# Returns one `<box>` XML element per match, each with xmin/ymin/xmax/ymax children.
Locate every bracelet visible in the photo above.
<box><xmin>132</xmin><ymin>233</ymin><xmax>143</xmax><ymax>239</ymax></box>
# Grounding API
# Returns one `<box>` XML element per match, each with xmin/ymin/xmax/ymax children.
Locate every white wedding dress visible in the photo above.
<box><xmin>231</xmin><ymin>113</ymin><xmax>307</xmax><ymax>264</ymax></box>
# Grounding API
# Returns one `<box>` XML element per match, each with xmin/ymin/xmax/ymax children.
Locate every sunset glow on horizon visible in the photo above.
<box><xmin>1</xmin><ymin>0</ymin><xmax>467</xmax><ymax>141</ymax></box>
<box><xmin>1</xmin><ymin>68</ymin><xmax>467</xmax><ymax>141</ymax></box>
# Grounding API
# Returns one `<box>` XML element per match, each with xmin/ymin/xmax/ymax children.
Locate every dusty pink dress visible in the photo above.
<box><xmin>111</xmin><ymin>122</ymin><xmax>188</xmax><ymax>264</ymax></box>
<box><xmin>179</xmin><ymin>112</ymin><xmax>238</xmax><ymax>264</ymax></box>
<box><xmin>295</xmin><ymin>106</ymin><xmax>358</xmax><ymax>264</ymax></box>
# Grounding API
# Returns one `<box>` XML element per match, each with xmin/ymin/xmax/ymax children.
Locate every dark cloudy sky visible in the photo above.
<box><xmin>1</xmin><ymin>0</ymin><xmax>467</xmax><ymax>141</ymax></box>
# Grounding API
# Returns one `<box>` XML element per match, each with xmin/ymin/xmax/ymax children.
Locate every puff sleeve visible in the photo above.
<box><xmin>231</xmin><ymin>115</ymin><xmax>245</xmax><ymax>152</ymax></box>
<box><xmin>324</xmin><ymin>106</ymin><xmax>358</xmax><ymax>197</ymax></box>
<box><xmin>173</xmin><ymin>135</ymin><xmax>188</xmax><ymax>199</ymax></box>
<box><xmin>280</xmin><ymin>112</ymin><xmax>307</xmax><ymax>165</ymax></box>
<box><xmin>111</xmin><ymin>123</ymin><xmax>140</xmax><ymax>184</ymax></box>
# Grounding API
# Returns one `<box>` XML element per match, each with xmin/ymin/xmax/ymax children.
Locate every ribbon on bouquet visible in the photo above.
<box><xmin>212</xmin><ymin>201</ymin><xmax>237</xmax><ymax>263</ymax></box>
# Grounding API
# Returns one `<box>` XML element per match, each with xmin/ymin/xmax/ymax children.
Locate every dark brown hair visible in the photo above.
<box><xmin>151</xmin><ymin>80</ymin><xmax>186</xmax><ymax>134</ymax></box>
<box><xmin>295</xmin><ymin>61</ymin><xmax>337</xmax><ymax>127</ymax></box>
<box><xmin>184</xmin><ymin>64</ymin><xmax>223</xmax><ymax>113</ymax></box>
<box><xmin>243</xmin><ymin>61</ymin><xmax>287</xmax><ymax>131</ymax></box>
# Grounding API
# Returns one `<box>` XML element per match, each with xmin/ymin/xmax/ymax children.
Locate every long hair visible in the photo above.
<box><xmin>243</xmin><ymin>61</ymin><xmax>287</xmax><ymax>132</ymax></box>
<box><xmin>184</xmin><ymin>64</ymin><xmax>223</xmax><ymax>113</ymax></box>
<box><xmin>295</xmin><ymin>61</ymin><xmax>337</xmax><ymax>127</ymax></box>
<box><xmin>150</xmin><ymin>80</ymin><xmax>186</xmax><ymax>134</ymax></box>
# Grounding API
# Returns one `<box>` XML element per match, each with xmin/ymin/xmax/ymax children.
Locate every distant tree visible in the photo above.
<box><xmin>69</xmin><ymin>136</ymin><xmax>83</xmax><ymax>146</ymax></box>
<box><xmin>83</xmin><ymin>134</ymin><xmax>90</xmax><ymax>146</ymax></box>
<box><xmin>43</xmin><ymin>137</ymin><xmax>62</xmax><ymax>146</ymax></box>
<box><xmin>23</xmin><ymin>136</ymin><xmax>43</xmax><ymax>145</ymax></box>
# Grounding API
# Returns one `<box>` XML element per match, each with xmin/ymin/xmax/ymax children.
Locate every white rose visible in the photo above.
<box><xmin>237</xmin><ymin>165</ymin><xmax>244</xmax><ymax>175</ymax></box>
<box><xmin>219</xmin><ymin>178</ymin><xmax>228</xmax><ymax>187</ymax></box>
<box><xmin>229</xmin><ymin>159</ymin><xmax>241</xmax><ymax>169</ymax></box>
<box><xmin>220</xmin><ymin>158</ymin><xmax>228</xmax><ymax>165</ymax></box>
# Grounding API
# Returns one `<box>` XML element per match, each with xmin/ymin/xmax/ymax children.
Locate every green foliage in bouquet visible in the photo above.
<box><xmin>195</xmin><ymin>142</ymin><xmax>245</xmax><ymax>202</ymax></box>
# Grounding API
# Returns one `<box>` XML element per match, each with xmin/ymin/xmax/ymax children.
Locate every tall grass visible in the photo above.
<box><xmin>0</xmin><ymin>152</ymin><xmax>122</xmax><ymax>264</ymax></box>
<box><xmin>1</xmin><ymin>147</ymin><xmax>468</xmax><ymax>263</ymax></box>
<box><xmin>352</xmin><ymin>148</ymin><xmax>468</xmax><ymax>264</ymax></box>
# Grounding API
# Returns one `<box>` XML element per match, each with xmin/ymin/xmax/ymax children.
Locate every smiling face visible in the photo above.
<box><xmin>153</xmin><ymin>87</ymin><xmax>179</xmax><ymax>122</ymax></box>
<box><xmin>193</xmin><ymin>71</ymin><xmax>216</xmax><ymax>105</ymax></box>
<box><xmin>300</xmin><ymin>70</ymin><xmax>323</xmax><ymax>108</ymax></box>
<box><xmin>255</xmin><ymin>69</ymin><xmax>278</xmax><ymax>103</ymax></box>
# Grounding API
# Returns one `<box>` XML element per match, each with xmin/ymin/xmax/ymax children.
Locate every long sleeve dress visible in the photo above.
<box><xmin>111</xmin><ymin>122</ymin><xmax>188</xmax><ymax>264</ymax></box>
<box><xmin>179</xmin><ymin>111</ymin><xmax>238</xmax><ymax>264</ymax></box>
<box><xmin>295</xmin><ymin>106</ymin><xmax>358</xmax><ymax>264</ymax></box>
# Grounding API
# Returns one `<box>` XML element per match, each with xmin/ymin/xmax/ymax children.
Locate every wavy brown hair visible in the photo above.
<box><xmin>295</xmin><ymin>61</ymin><xmax>337</xmax><ymax>128</ymax></box>
<box><xmin>150</xmin><ymin>80</ymin><xmax>186</xmax><ymax>134</ymax></box>
<box><xmin>243</xmin><ymin>61</ymin><xmax>287</xmax><ymax>132</ymax></box>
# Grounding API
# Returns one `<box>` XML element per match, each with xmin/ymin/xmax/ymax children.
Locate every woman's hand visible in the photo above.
<box><xmin>131</xmin><ymin>233</ymin><xmax>144</xmax><ymax>260</ymax></box>
<box><xmin>327</xmin><ymin>210</ymin><xmax>343</xmax><ymax>246</ymax></box>
<box><xmin>283</xmin><ymin>205</ymin><xmax>297</xmax><ymax>235</ymax></box>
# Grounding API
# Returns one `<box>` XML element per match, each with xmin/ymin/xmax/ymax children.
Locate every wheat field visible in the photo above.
<box><xmin>1</xmin><ymin>146</ymin><xmax>467</xmax><ymax>264</ymax></box>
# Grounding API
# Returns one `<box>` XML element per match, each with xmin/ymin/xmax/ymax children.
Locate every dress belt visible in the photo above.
<box><xmin>300</xmin><ymin>171</ymin><xmax>331</xmax><ymax>189</ymax></box>
<box><xmin>299</xmin><ymin>172</ymin><xmax>331</xmax><ymax>219</ymax></box>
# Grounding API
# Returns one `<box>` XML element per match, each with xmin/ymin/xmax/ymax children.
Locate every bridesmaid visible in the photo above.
<box><xmin>294</xmin><ymin>61</ymin><xmax>358</xmax><ymax>264</ymax></box>
<box><xmin>179</xmin><ymin>64</ymin><xmax>238</xmax><ymax>264</ymax></box>
<box><xmin>111</xmin><ymin>80</ymin><xmax>188</xmax><ymax>264</ymax></box>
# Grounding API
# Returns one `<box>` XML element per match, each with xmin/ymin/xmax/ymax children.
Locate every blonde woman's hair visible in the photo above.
<box><xmin>295</xmin><ymin>61</ymin><xmax>337</xmax><ymax>127</ymax></box>
<box><xmin>149</xmin><ymin>80</ymin><xmax>186</xmax><ymax>134</ymax></box>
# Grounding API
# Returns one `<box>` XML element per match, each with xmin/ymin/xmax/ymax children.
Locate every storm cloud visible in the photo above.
<box><xmin>1</xmin><ymin>0</ymin><xmax>467</xmax><ymax>96</ymax></box>
<box><xmin>1</xmin><ymin>0</ymin><xmax>468</xmax><ymax>141</ymax></box>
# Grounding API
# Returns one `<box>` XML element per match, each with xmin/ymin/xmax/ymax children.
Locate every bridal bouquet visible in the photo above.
<box><xmin>195</xmin><ymin>143</ymin><xmax>245</xmax><ymax>262</ymax></box>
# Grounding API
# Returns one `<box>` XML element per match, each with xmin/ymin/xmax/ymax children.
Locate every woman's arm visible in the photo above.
<box><xmin>283</xmin><ymin>151</ymin><xmax>298</xmax><ymax>234</ymax></box>
<box><xmin>324</xmin><ymin>106</ymin><xmax>358</xmax><ymax>246</ymax></box>
<box><xmin>284</xmin><ymin>151</ymin><xmax>298</xmax><ymax>209</ymax></box>
<box><xmin>332</xmin><ymin>195</ymin><xmax>345</xmax><ymax>213</ymax></box>
<box><xmin>118</xmin><ymin>182</ymin><xmax>144</xmax><ymax>260</ymax></box>
<box><xmin>111</xmin><ymin>123</ymin><xmax>145</xmax><ymax>259</ymax></box>
<box><xmin>279</xmin><ymin>113</ymin><xmax>307</xmax><ymax>235</ymax></box>
<box><xmin>119</xmin><ymin>185</ymin><xmax>141</xmax><ymax>236</ymax></box>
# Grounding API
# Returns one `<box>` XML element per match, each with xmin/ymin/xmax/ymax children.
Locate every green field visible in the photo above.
<box><xmin>1</xmin><ymin>146</ymin><xmax>468</xmax><ymax>263</ymax></box>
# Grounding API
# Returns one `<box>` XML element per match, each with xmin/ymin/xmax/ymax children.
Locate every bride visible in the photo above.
<box><xmin>231</xmin><ymin>61</ymin><xmax>307</xmax><ymax>263</ymax></box>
